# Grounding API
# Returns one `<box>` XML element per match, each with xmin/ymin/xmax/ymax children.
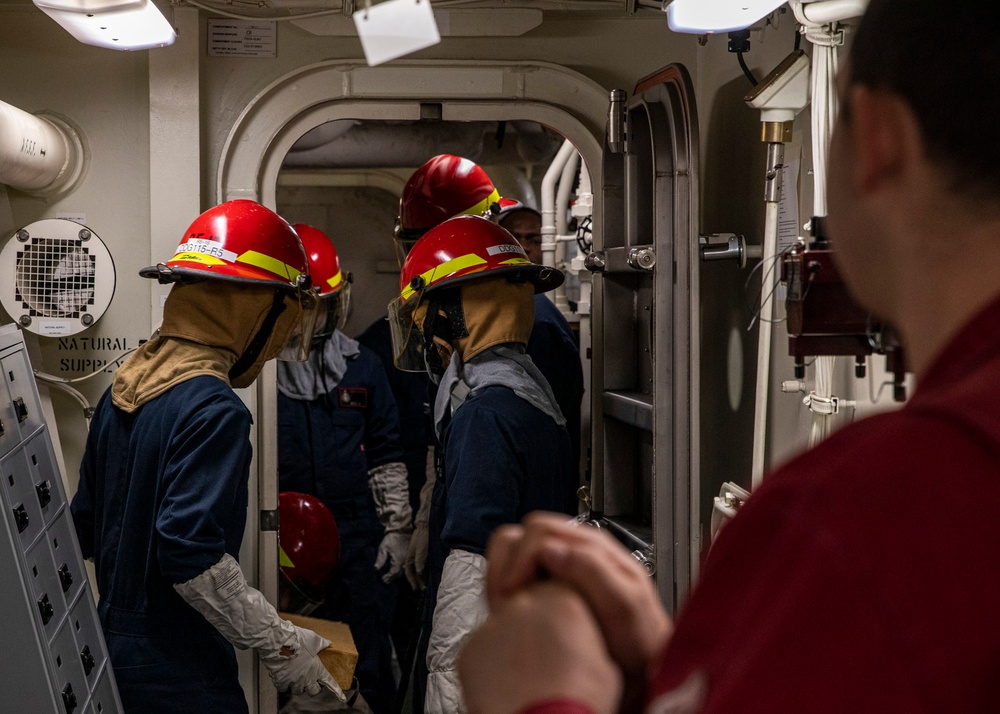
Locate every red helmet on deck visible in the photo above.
<box><xmin>388</xmin><ymin>215</ymin><xmax>562</xmax><ymax>371</ymax></box>
<box><xmin>278</xmin><ymin>491</ymin><xmax>340</xmax><ymax>615</ymax></box>
<box><xmin>141</xmin><ymin>200</ymin><xmax>311</xmax><ymax>293</ymax></box>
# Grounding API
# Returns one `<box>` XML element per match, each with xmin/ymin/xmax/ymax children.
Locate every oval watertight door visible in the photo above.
<box><xmin>589</xmin><ymin>64</ymin><xmax>700</xmax><ymax>615</ymax></box>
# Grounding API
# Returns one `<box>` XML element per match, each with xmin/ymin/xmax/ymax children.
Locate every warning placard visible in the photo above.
<box><xmin>208</xmin><ymin>19</ymin><xmax>277</xmax><ymax>58</ymax></box>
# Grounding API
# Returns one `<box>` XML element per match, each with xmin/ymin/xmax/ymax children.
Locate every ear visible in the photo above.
<box><xmin>844</xmin><ymin>86</ymin><xmax>923</xmax><ymax>196</ymax></box>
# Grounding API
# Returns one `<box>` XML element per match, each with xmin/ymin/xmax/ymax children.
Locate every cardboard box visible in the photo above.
<box><xmin>280</xmin><ymin>612</ymin><xmax>358</xmax><ymax>692</ymax></box>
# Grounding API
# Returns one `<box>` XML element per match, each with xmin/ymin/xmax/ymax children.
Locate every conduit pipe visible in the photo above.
<box><xmin>541</xmin><ymin>139</ymin><xmax>577</xmax><ymax>287</ymax></box>
<box><xmin>751</xmin><ymin>143</ymin><xmax>784</xmax><ymax>488</ymax></box>
<box><xmin>792</xmin><ymin>0</ymin><xmax>857</xmax><ymax>448</ymax></box>
<box><xmin>0</xmin><ymin>100</ymin><xmax>85</xmax><ymax>196</ymax></box>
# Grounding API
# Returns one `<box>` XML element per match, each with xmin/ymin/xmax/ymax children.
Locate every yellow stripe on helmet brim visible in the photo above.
<box><xmin>237</xmin><ymin>250</ymin><xmax>304</xmax><ymax>284</ymax></box>
<box><xmin>326</xmin><ymin>270</ymin><xmax>344</xmax><ymax>293</ymax></box>
<box><xmin>460</xmin><ymin>188</ymin><xmax>501</xmax><ymax>218</ymax></box>
<box><xmin>400</xmin><ymin>253</ymin><xmax>488</xmax><ymax>301</ymax></box>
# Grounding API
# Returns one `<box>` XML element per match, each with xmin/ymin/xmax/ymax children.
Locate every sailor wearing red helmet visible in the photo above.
<box><xmin>388</xmin><ymin>215</ymin><xmax>576</xmax><ymax>714</ymax></box>
<box><xmin>277</xmin><ymin>223</ymin><xmax>411</xmax><ymax>714</ymax></box>
<box><xmin>71</xmin><ymin>200</ymin><xmax>341</xmax><ymax>713</ymax></box>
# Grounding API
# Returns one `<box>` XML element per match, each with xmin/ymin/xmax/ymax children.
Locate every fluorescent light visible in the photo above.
<box><xmin>33</xmin><ymin>0</ymin><xmax>175</xmax><ymax>50</ymax></box>
<box><xmin>666</xmin><ymin>0</ymin><xmax>787</xmax><ymax>34</ymax></box>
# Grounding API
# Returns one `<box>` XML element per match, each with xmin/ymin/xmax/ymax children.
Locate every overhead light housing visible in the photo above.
<box><xmin>665</xmin><ymin>0</ymin><xmax>787</xmax><ymax>34</ymax></box>
<box><xmin>33</xmin><ymin>0</ymin><xmax>175</xmax><ymax>50</ymax></box>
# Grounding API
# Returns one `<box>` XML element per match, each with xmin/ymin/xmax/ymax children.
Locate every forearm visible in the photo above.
<box><xmin>369</xmin><ymin>461</ymin><xmax>413</xmax><ymax>531</ymax></box>
<box><xmin>426</xmin><ymin>549</ymin><xmax>489</xmax><ymax>714</ymax></box>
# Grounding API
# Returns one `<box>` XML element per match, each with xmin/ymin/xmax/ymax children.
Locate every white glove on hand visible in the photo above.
<box><xmin>369</xmin><ymin>461</ymin><xmax>413</xmax><ymax>583</ymax></box>
<box><xmin>375</xmin><ymin>530</ymin><xmax>411</xmax><ymax>584</ymax></box>
<box><xmin>405</xmin><ymin>454</ymin><xmax>436</xmax><ymax>590</ymax></box>
<box><xmin>174</xmin><ymin>554</ymin><xmax>345</xmax><ymax>701</ymax></box>
<box><xmin>263</xmin><ymin>625</ymin><xmax>342</xmax><ymax>697</ymax></box>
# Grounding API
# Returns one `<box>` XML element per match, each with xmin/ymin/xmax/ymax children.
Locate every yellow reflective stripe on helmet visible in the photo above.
<box><xmin>327</xmin><ymin>270</ymin><xmax>344</xmax><ymax>292</ymax></box>
<box><xmin>499</xmin><ymin>257</ymin><xmax>531</xmax><ymax>266</ymax></box>
<box><xmin>279</xmin><ymin>546</ymin><xmax>294</xmax><ymax>568</ymax></box>
<box><xmin>237</xmin><ymin>250</ymin><xmax>304</xmax><ymax>282</ymax></box>
<box><xmin>401</xmin><ymin>253</ymin><xmax>488</xmax><ymax>301</ymax></box>
<box><xmin>460</xmin><ymin>188</ymin><xmax>501</xmax><ymax>217</ymax></box>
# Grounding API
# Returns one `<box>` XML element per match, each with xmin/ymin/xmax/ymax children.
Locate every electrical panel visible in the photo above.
<box><xmin>0</xmin><ymin>323</ymin><xmax>122</xmax><ymax>714</ymax></box>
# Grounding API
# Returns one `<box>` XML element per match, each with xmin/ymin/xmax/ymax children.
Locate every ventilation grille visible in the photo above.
<box><xmin>1</xmin><ymin>219</ymin><xmax>116</xmax><ymax>336</ymax></box>
<box><xmin>15</xmin><ymin>238</ymin><xmax>97</xmax><ymax>318</ymax></box>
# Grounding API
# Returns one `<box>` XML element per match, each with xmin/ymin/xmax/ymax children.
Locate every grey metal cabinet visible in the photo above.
<box><xmin>0</xmin><ymin>323</ymin><xmax>122</xmax><ymax>714</ymax></box>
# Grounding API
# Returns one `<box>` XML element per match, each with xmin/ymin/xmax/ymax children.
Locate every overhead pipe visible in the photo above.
<box><xmin>0</xmin><ymin>100</ymin><xmax>86</xmax><ymax>196</ymax></box>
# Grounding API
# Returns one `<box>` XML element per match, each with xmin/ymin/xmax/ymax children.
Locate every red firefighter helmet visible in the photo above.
<box><xmin>293</xmin><ymin>224</ymin><xmax>351</xmax><ymax>337</ymax></box>
<box><xmin>140</xmin><ymin>200</ymin><xmax>310</xmax><ymax>293</ymax></box>
<box><xmin>293</xmin><ymin>224</ymin><xmax>346</xmax><ymax>297</ymax></box>
<box><xmin>278</xmin><ymin>491</ymin><xmax>340</xmax><ymax>615</ymax></box>
<box><xmin>394</xmin><ymin>155</ymin><xmax>518</xmax><ymax>260</ymax></box>
<box><xmin>388</xmin><ymin>215</ymin><xmax>563</xmax><ymax>370</ymax></box>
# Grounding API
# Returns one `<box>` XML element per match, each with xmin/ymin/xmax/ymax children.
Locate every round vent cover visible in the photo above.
<box><xmin>0</xmin><ymin>219</ymin><xmax>116</xmax><ymax>336</ymax></box>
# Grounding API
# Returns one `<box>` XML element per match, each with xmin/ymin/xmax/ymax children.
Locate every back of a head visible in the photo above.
<box><xmin>849</xmin><ymin>1</ymin><xmax>1000</xmax><ymax>204</ymax></box>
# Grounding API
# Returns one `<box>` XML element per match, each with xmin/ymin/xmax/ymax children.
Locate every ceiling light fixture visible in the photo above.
<box><xmin>665</xmin><ymin>0</ymin><xmax>787</xmax><ymax>34</ymax></box>
<box><xmin>33</xmin><ymin>0</ymin><xmax>175</xmax><ymax>50</ymax></box>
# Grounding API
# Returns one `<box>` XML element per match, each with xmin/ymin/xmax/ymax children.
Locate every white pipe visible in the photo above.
<box><xmin>542</xmin><ymin>140</ymin><xmax>577</xmax><ymax>274</ymax></box>
<box><xmin>0</xmin><ymin>100</ymin><xmax>83</xmax><ymax>195</ymax></box>
<box><xmin>800</xmin><ymin>0</ymin><xmax>868</xmax><ymax>24</ymax></box>
<box><xmin>555</xmin><ymin>151</ymin><xmax>578</xmax><ymax>237</ymax></box>
<box><xmin>751</xmin><ymin>139</ymin><xmax>783</xmax><ymax>488</ymax></box>
<box><xmin>804</xmin><ymin>21</ymin><xmax>842</xmax><ymax>447</ymax></box>
<box><xmin>553</xmin><ymin>151</ymin><xmax>580</xmax><ymax>312</ymax></box>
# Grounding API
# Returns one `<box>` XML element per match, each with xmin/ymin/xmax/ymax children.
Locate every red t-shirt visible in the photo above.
<box><xmin>524</xmin><ymin>296</ymin><xmax>1000</xmax><ymax>714</ymax></box>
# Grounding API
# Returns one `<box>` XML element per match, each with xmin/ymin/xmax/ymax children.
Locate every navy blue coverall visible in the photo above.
<box><xmin>71</xmin><ymin>376</ymin><xmax>252</xmax><ymax>714</ymax></box>
<box><xmin>277</xmin><ymin>344</ymin><xmax>404</xmax><ymax>714</ymax></box>
<box><xmin>413</xmin><ymin>385</ymin><xmax>575</xmax><ymax>713</ymax></box>
<box><xmin>529</xmin><ymin>294</ymin><xmax>585</xmax><ymax>508</ymax></box>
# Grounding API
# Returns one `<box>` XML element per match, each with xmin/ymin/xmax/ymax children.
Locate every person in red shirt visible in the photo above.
<box><xmin>457</xmin><ymin>1</ymin><xmax>1000</xmax><ymax>713</ymax></box>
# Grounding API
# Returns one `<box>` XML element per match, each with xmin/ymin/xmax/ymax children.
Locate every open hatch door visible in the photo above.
<box><xmin>589</xmin><ymin>64</ymin><xmax>700</xmax><ymax>614</ymax></box>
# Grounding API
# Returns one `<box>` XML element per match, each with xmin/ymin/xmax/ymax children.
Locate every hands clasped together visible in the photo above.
<box><xmin>458</xmin><ymin>512</ymin><xmax>674</xmax><ymax>714</ymax></box>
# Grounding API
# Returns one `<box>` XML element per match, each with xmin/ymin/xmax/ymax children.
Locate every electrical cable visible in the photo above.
<box><xmin>38</xmin><ymin>379</ymin><xmax>93</xmax><ymax>424</ymax></box>
<box><xmin>184</xmin><ymin>0</ymin><xmax>662</xmax><ymax>21</ymax></box>
<box><xmin>737</xmin><ymin>52</ymin><xmax>759</xmax><ymax>87</ymax></box>
<box><xmin>744</xmin><ymin>244</ymin><xmax>794</xmax><ymax>330</ymax></box>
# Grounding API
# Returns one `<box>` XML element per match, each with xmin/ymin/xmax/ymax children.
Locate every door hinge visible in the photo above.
<box><xmin>608</xmin><ymin>89</ymin><xmax>628</xmax><ymax>154</ymax></box>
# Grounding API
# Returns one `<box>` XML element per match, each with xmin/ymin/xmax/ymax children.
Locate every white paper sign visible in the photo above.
<box><xmin>38</xmin><ymin>319</ymin><xmax>73</xmax><ymax>336</ymax></box>
<box><xmin>354</xmin><ymin>0</ymin><xmax>441</xmax><ymax>67</ymax></box>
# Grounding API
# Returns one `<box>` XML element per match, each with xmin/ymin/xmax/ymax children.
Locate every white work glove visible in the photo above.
<box><xmin>369</xmin><ymin>461</ymin><xmax>414</xmax><ymax>584</ymax></box>
<box><xmin>174</xmin><ymin>554</ymin><xmax>346</xmax><ymax>700</ymax></box>
<box><xmin>405</xmin><ymin>454</ymin><xmax>436</xmax><ymax>591</ymax></box>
